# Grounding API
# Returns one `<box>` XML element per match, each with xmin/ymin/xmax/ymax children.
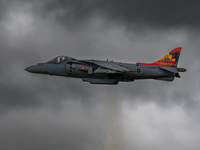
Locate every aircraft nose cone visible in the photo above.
<box><xmin>25</xmin><ymin>65</ymin><xmax>39</xmax><ymax>73</ymax></box>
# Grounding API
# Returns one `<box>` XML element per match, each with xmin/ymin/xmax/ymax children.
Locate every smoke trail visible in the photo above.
<box><xmin>101</xmin><ymin>86</ymin><xmax>125</xmax><ymax>150</ymax></box>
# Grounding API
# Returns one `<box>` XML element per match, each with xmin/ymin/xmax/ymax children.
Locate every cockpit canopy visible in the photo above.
<box><xmin>47</xmin><ymin>56</ymin><xmax>76</xmax><ymax>64</ymax></box>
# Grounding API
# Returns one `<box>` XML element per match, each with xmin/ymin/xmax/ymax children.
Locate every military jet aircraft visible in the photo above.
<box><xmin>25</xmin><ymin>47</ymin><xmax>186</xmax><ymax>85</ymax></box>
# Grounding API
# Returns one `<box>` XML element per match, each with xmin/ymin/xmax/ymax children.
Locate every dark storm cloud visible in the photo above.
<box><xmin>0</xmin><ymin>13</ymin><xmax>198</xmax><ymax>111</ymax></box>
<box><xmin>0</xmin><ymin>105</ymin><xmax>101</xmax><ymax>150</ymax></box>
<box><xmin>1</xmin><ymin>0</ymin><xmax>200</xmax><ymax>29</ymax></box>
<box><xmin>31</xmin><ymin>0</ymin><xmax>200</xmax><ymax>29</ymax></box>
<box><xmin>0</xmin><ymin>30</ymin><xmax>108</xmax><ymax>111</ymax></box>
<box><xmin>1</xmin><ymin>1</ymin><xmax>200</xmax><ymax>150</ymax></box>
<box><xmin>0</xmin><ymin>1</ymin><xmax>8</xmax><ymax>21</ymax></box>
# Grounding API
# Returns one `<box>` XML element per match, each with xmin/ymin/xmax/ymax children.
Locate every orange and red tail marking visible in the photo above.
<box><xmin>136</xmin><ymin>47</ymin><xmax>181</xmax><ymax>67</ymax></box>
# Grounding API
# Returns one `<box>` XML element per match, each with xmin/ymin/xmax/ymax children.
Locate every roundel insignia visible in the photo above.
<box><xmin>81</xmin><ymin>66</ymin><xmax>85</xmax><ymax>70</ymax></box>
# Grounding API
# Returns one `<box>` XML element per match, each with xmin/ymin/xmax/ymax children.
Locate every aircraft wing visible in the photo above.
<box><xmin>79</xmin><ymin>60</ymin><xmax>129</xmax><ymax>72</ymax></box>
<box><xmin>159</xmin><ymin>66</ymin><xmax>181</xmax><ymax>78</ymax></box>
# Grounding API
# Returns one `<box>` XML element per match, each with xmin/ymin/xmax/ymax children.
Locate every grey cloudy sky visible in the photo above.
<box><xmin>1</xmin><ymin>0</ymin><xmax>200</xmax><ymax>150</ymax></box>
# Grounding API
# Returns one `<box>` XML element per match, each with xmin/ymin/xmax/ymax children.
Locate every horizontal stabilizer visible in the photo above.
<box><xmin>159</xmin><ymin>66</ymin><xmax>179</xmax><ymax>73</ymax></box>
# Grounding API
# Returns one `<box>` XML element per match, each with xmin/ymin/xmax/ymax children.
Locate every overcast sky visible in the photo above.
<box><xmin>1</xmin><ymin>0</ymin><xmax>200</xmax><ymax>150</ymax></box>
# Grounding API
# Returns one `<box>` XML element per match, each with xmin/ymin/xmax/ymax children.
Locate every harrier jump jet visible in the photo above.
<box><xmin>25</xmin><ymin>47</ymin><xmax>186</xmax><ymax>85</ymax></box>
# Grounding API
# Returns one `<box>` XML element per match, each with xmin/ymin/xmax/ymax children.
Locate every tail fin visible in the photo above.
<box><xmin>136</xmin><ymin>47</ymin><xmax>181</xmax><ymax>67</ymax></box>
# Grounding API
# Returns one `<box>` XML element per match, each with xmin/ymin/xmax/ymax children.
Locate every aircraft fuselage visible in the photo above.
<box><xmin>25</xmin><ymin>61</ymin><xmax>175</xmax><ymax>84</ymax></box>
<box><xmin>25</xmin><ymin>47</ymin><xmax>186</xmax><ymax>85</ymax></box>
